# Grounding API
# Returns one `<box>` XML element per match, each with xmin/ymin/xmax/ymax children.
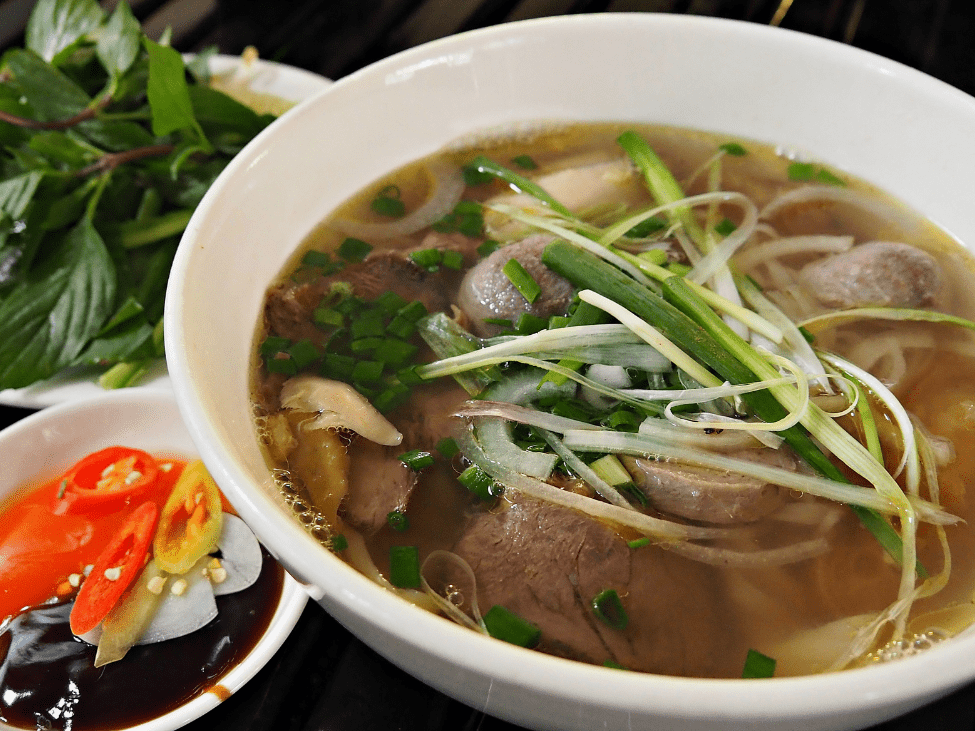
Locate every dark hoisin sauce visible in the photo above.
<box><xmin>0</xmin><ymin>547</ymin><xmax>284</xmax><ymax>730</ymax></box>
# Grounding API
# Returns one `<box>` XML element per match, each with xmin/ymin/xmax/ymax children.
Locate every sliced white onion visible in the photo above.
<box><xmin>212</xmin><ymin>513</ymin><xmax>264</xmax><ymax>596</ymax></box>
<box><xmin>332</xmin><ymin>163</ymin><xmax>465</xmax><ymax>239</ymax></box>
<box><xmin>138</xmin><ymin>560</ymin><xmax>218</xmax><ymax>644</ymax></box>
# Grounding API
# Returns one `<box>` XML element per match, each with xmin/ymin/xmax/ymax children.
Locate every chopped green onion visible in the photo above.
<box><xmin>442</xmin><ymin>249</ymin><xmax>464</xmax><ymax>270</ymax></box>
<box><xmin>351</xmin><ymin>359</ymin><xmax>384</xmax><ymax>384</ymax></box>
<box><xmin>483</xmin><ymin>605</ymin><xmax>541</xmax><ymax>648</ymax></box>
<box><xmin>514</xmin><ymin>312</ymin><xmax>548</xmax><ymax>334</ymax></box>
<box><xmin>321</xmin><ymin>353</ymin><xmax>356</xmax><ymax>380</ymax></box>
<box><xmin>483</xmin><ymin>317</ymin><xmax>513</xmax><ymax>328</ymax></box>
<box><xmin>350</xmin><ymin>316</ymin><xmax>385</xmax><ymax>339</ymax></box>
<box><xmin>627</xmin><ymin>537</ymin><xmax>651</xmax><ymax>549</ymax></box>
<box><xmin>313</xmin><ymin>307</ymin><xmax>344</xmax><ymax>328</ymax></box>
<box><xmin>432</xmin><ymin>201</ymin><xmax>485</xmax><ymax>238</ymax></box>
<box><xmin>510</xmin><ymin>154</ymin><xmax>538</xmax><ymax>170</ymax></box>
<box><xmin>588</xmin><ymin>454</ymin><xmax>640</xmax><ymax>499</ymax></box>
<box><xmin>625</xmin><ymin>216</ymin><xmax>667</xmax><ymax>238</ymax></box>
<box><xmin>350</xmin><ymin>336</ymin><xmax>384</xmax><ymax>354</ymax></box>
<box><xmin>371</xmin><ymin>186</ymin><xmax>406</xmax><ymax>217</ymax></box>
<box><xmin>815</xmin><ymin>169</ymin><xmax>846</xmax><ymax>186</ymax></box>
<box><xmin>798</xmin><ymin>325</ymin><xmax>816</xmax><ymax>344</ymax></box>
<box><xmin>338</xmin><ymin>237</ymin><xmax>373</xmax><ymax>261</ymax></box>
<box><xmin>373</xmin><ymin>384</ymin><xmax>410</xmax><ymax>413</ymax></box>
<box><xmin>603</xmin><ymin>660</ymin><xmax>626</xmax><ymax>670</ymax></box>
<box><xmin>399</xmin><ymin>449</ymin><xmax>435</xmax><ymax>471</ymax></box>
<box><xmin>787</xmin><ymin>162</ymin><xmax>816</xmax><ymax>181</ymax></box>
<box><xmin>787</xmin><ymin>163</ymin><xmax>845</xmax><ymax>187</ymax></box>
<box><xmin>604</xmin><ymin>408</ymin><xmax>644</xmax><ymax>432</ymax></box>
<box><xmin>714</xmin><ymin>218</ymin><xmax>737</xmax><ymax>236</ymax></box>
<box><xmin>436</xmin><ymin>437</ymin><xmax>460</xmax><ymax>459</ymax></box>
<box><xmin>287</xmin><ymin>339</ymin><xmax>320</xmax><ymax>369</ymax></box>
<box><xmin>331</xmin><ymin>534</ymin><xmax>348</xmax><ymax>552</ymax></box>
<box><xmin>719</xmin><ymin>142</ymin><xmax>748</xmax><ymax>156</ymax></box>
<box><xmin>458</xmin><ymin>464</ymin><xmax>502</xmax><ymax>501</ymax></box>
<box><xmin>410</xmin><ymin>248</ymin><xmax>444</xmax><ymax>270</ymax></box>
<box><xmin>379</xmin><ymin>339</ymin><xmax>419</xmax><ymax>368</ymax></box>
<box><xmin>742</xmin><ymin>649</ymin><xmax>776</xmax><ymax>678</ymax></box>
<box><xmin>265</xmin><ymin>354</ymin><xmax>298</xmax><ymax>376</ymax></box>
<box><xmin>502</xmin><ymin>258</ymin><xmax>542</xmax><ymax>303</ymax></box>
<box><xmin>477</xmin><ymin>240</ymin><xmax>500</xmax><ymax>257</ymax></box>
<box><xmin>389</xmin><ymin>545</ymin><xmax>421</xmax><ymax>588</ymax></box>
<box><xmin>302</xmin><ymin>250</ymin><xmax>339</xmax><ymax>271</ymax></box>
<box><xmin>260</xmin><ymin>335</ymin><xmax>290</xmax><ymax>357</ymax></box>
<box><xmin>375</xmin><ymin>290</ymin><xmax>407</xmax><ymax>314</ymax></box>
<box><xmin>387</xmin><ymin>510</ymin><xmax>410</xmax><ymax>532</ymax></box>
<box><xmin>591</xmin><ymin>589</ymin><xmax>628</xmax><ymax>630</ymax></box>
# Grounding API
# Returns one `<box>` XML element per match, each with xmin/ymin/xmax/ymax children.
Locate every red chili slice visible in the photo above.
<box><xmin>54</xmin><ymin>446</ymin><xmax>160</xmax><ymax>516</ymax></box>
<box><xmin>69</xmin><ymin>500</ymin><xmax>158</xmax><ymax>636</ymax></box>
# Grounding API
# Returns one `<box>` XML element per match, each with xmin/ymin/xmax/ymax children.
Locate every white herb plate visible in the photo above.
<box><xmin>0</xmin><ymin>389</ymin><xmax>307</xmax><ymax>731</ymax></box>
<box><xmin>0</xmin><ymin>56</ymin><xmax>332</xmax><ymax>410</ymax></box>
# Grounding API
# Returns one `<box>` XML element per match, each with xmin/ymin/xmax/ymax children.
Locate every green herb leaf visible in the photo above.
<box><xmin>25</xmin><ymin>0</ymin><xmax>103</xmax><ymax>63</ymax></box>
<box><xmin>742</xmin><ymin>649</ymin><xmax>776</xmax><ymax>678</ymax></box>
<box><xmin>3</xmin><ymin>48</ymin><xmax>92</xmax><ymax>122</ymax></box>
<box><xmin>0</xmin><ymin>217</ymin><xmax>116</xmax><ymax>388</ymax></box>
<box><xmin>96</xmin><ymin>1</ymin><xmax>141</xmax><ymax>79</ymax></box>
<box><xmin>143</xmin><ymin>37</ymin><xmax>209</xmax><ymax>148</ymax></box>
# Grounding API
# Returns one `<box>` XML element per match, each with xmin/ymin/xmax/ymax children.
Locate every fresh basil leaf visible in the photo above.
<box><xmin>76</xmin><ymin>117</ymin><xmax>155</xmax><ymax>152</ymax></box>
<box><xmin>75</xmin><ymin>313</ymin><xmax>154</xmax><ymax>365</ymax></box>
<box><xmin>43</xmin><ymin>177</ymin><xmax>96</xmax><ymax>231</ymax></box>
<box><xmin>96</xmin><ymin>1</ymin><xmax>141</xmax><ymax>79</ymax></box>
<box><xmin>0</xmin><ymin>171</ymin><xmax>44</xmax><ymax>219</ymax></box>
<box><xmin>143</xmin><ymin>37</ymin><xmax>208</xmax><ymax>147</ymax></box>
<box><xmin>28</xmin><ymin>131</ymin><xmax>93</xmax><ymax>167</ymax></box>
<box><xmin>4</xmin><ymin>48</ymin><xmax>92</xmax><ymax>122</ymax></box>
<box><xmin>0</xmin><ymin>217</ymin><xmax>116</xmax><ymax>388</ymax></box>
<box><xmin>25</xmin><ymin>0</ymin><xmax>103</xmax><ymax>63</ymax></box>
<box><xmin>98</xmin><ymin>294</ymin><xmax>144</xmax><ymax>334</ymax></box>
<box><xmin>0</xmin><ymin>203</ymin><xmax>47</xmax><ymax>290</ymax></box>
<box><xmin>188</xmin><ymin>85</ymin><xmax>263</xmax><ymax>136</ymax></box>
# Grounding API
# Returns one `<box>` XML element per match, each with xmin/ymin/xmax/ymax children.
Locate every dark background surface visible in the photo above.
<box><xmin>2</xmin><ymin>0</ymin><xmax>975</xmax><ymax>729</ymax></box>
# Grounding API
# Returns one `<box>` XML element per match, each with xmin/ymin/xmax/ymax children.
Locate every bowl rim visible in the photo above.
<box><xmin>0</xmin><ymin>389</ymin><xmax>307</xmax><ymax>731</ymax></box>
<box><xmin>164</xmin><ymin>11</ymin><xmax>975</xmax><ymax>728</ymax></box>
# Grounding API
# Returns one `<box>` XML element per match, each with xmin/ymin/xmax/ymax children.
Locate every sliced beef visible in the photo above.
<box><xmin>391</xmin><ymin>381</ymin><xmax>468</xmax><ymax>452</ymax></box>
<box><xmin>452</xmin><ymin>495</ymin><xmax>729</xmax><ymax>676</ymax></box>
<box><xmin>457</xmin><ymin>235</ymin><xmax>575</xmax><ymax>337</ymax></box>
<box><xmin>799</xmin><ymin>241</ymin><xmax>941</xmax><ymax>309</ymax></box>
<box><xmin>265</xmin><ymin>249</ymin><xmax>459</xmax><ymax>344</ymax></box>
<box><xmin>621</xmin><ymin>449</ymin><xmax>795</xmax><ymax>525</ymax></box>
<box><xmin>341</xmin><ymin>437</ymin><xmax>418</xmax><ymax>535</ymax></box>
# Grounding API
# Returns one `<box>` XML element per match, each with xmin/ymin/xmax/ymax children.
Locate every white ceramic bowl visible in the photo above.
<box><xmin>0</xmin><ymin>390</ymin><xmax>306</xmax><ymax>731</ymax></box>
<box><xmin>164</xmin><ymin>13</ymin><xmax>975</xmax><ymax>731</ymax></box>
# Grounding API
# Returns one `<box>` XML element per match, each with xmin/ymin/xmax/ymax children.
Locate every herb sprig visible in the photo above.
<box><xmin>0</xmin><ymin>0</ymin><xmax>278</xmax><ymax>390</ymax></box>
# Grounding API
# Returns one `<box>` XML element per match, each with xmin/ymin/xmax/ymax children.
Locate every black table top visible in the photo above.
<box><xmin>2</xmin><ymin>1</ymin><xmax>975</xmax><ymax>729</ymax></box>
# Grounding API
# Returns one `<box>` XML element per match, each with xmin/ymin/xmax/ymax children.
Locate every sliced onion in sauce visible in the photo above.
<box><xmin>332</xmin><ymin>163</ymin><xmax>465</xmax><ymax>240</ymax></box>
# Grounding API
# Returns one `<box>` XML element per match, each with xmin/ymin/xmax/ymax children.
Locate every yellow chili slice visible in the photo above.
<box><xmin>153</xmin><ymin>460</ymin><xmax>223</xmax><ymax>574</ymax></box>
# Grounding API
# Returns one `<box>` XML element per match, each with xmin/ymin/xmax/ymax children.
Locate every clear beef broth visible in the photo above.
<box><xmin>252</xmin><ymin>122</ymin><xmax>975</xmax><ymax>678</ymax></box>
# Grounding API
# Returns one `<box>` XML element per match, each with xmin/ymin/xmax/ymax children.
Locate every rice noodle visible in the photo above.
<box><xmin>733</xmin><ymin>235</ymin><xmax>855</xmax><ymax>272</ymax></box>
<box><xmin>663</xmin><ymin>536</ymin><xmax>830</xmax><ymax>568</ymax></box>
<box><xmin>684</xmin><ymin>192</ymin><xmax>759</xmax><ymax>285</ymax></box>
<box><xmin>333</xmin><ymin>163</ymin><xmax>465</xmax><ymax>239</ymax></box>
<box><xmin>759</xmin><ymin>184</ymin><xmax>922</xmax><ymax>236</ymax></box>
